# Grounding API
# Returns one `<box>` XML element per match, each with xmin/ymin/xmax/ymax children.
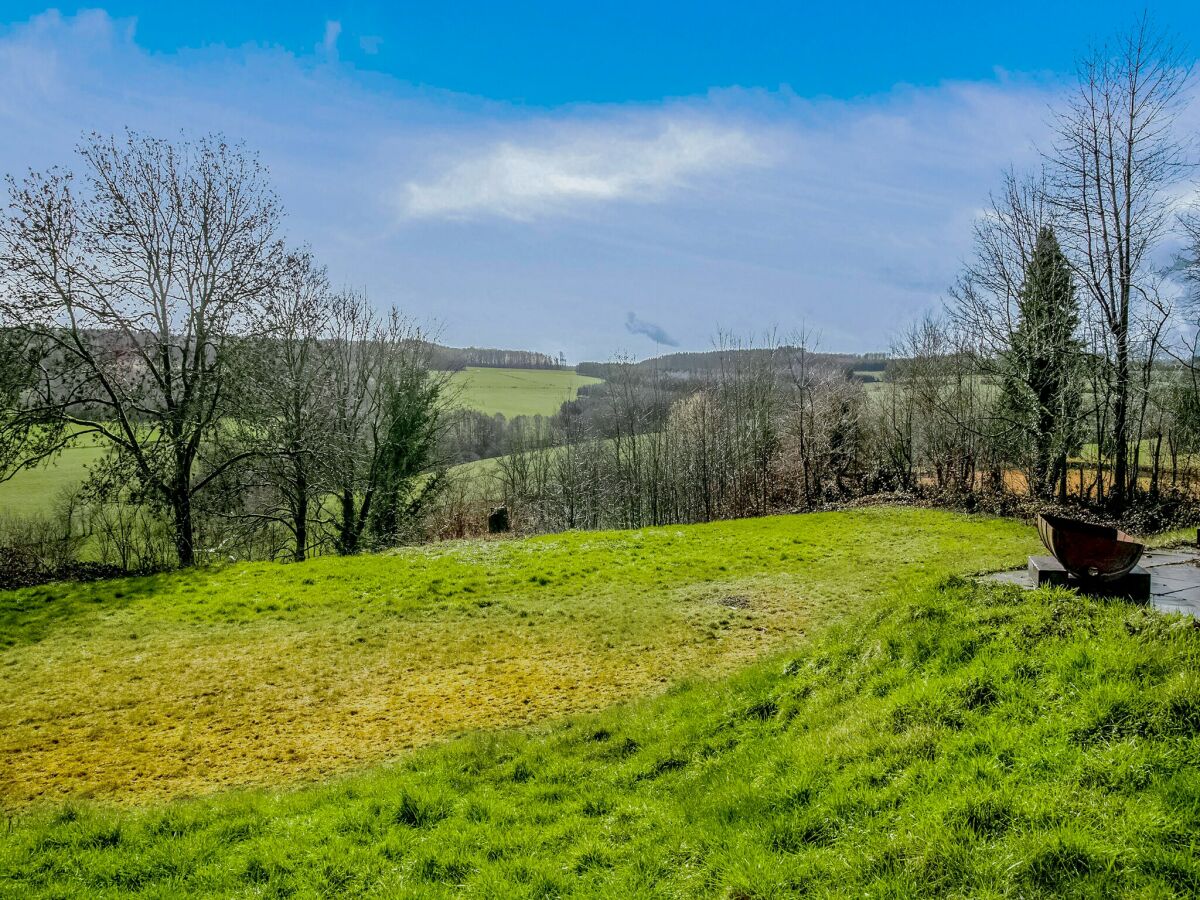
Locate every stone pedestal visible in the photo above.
<box><xmin>1027</xmin><ymin>555</ymin><xmax>1150</xmax><ymax>601</ymax></box>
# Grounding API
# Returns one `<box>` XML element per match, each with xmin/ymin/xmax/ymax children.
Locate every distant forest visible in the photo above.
<box><xmin>428</xmin><ymin>345</ymin><xmax>563</xmax><ymax>370</ymax></box>
<box><xmin>577</xmin><ymin>350</ymin><xmax>889</xmax><ymax>380</ymax></box>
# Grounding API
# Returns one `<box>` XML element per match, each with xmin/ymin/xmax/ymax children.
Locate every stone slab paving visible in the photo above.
<box><xmin>982</xmin><ymin>548</ymin><xmax>1200</xmax><ymax>618</ymax></box>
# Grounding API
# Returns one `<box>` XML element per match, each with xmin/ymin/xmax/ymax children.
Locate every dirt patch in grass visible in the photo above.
<box><xmin>716</xmin><ymin>594</ymin><xmax>752</xmax><ymax>609</ymax></box>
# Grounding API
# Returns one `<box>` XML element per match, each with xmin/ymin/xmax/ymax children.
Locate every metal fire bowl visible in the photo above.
<box><xmin>1036</xmin><ymin>513</ymin><xmax>1144</xmax><ymax>583</ymax></box>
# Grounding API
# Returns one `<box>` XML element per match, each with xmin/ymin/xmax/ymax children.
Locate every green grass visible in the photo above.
<box><xmin>1075</xmin><ymin>438</ymin><xmax>1200</xmax><ymax>471</ymax></box>
<box><xmin>3</xmin><ymin>567</ymin><xmax>1198</xmax><ymax>897</ymax></box>
<box><xmin>0</xmin><ymin>431</ymin><xmax>107</xmax><ymax>517</ymax></box>
<box><xmin>0</xmin><ymin>508</ymin><xmax>1036</xmax><ymax>807</ymax></box>
<box><xmin>447</xmin><ymin>367</ymin><xmax>601</xmax><ymax>418</ymax></box>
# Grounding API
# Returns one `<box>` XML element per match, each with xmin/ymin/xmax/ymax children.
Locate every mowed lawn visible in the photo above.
<box><xmin>0</xmin><ymin>507</ymin><xmax>1037</xmax><ymax>807</ymax></box>
<box><xmin>447</xmin><ymin>367</ymin><xmax>601</xmax><ymax>418</ymax></box>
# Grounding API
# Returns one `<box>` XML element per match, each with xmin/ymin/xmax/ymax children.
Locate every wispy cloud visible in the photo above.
<box><xmin>402</xmin><ymin>118</ymin><xmax>766</xmax><ymax>220</ymax></box>
<box><xmin>319</xmin><ymin>20</ymin><xmax>341</xmax><ymax>60</ymax></box>
<box><xmin>625</xmin><ymin>312</ymin><xmax>679</xmax><ymax>346</ymax></box>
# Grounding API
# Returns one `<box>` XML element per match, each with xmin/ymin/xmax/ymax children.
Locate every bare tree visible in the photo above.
<box><xmin>889</xmin><ymin>315</ymin><xmax>993</xmax><ymax>496</ymax></box>
<box><xmin>947</xmin><ymin>170</ymin><xmax>1055</xmax><ymax>356</ymax></box>
<box><xmin>0</xmin><ymin>328</ymin><xmax>67</xmax><ymax>482</ymax></box>
<box><xmin>1049</xmin><ymin>17</ymin><xmax>1191</xmax><ymax>508</ymax></box>
<box><xmin>782</xmin><ymin>338</ymin><xmax>866</xmax><ymax>506</ymax></box>
<box><xmin>945</xmin><ymin>171</ymin><xmax>1085</xmax><ymax>499</ymax></box>
<box><xmin>0</xmin><ymin>132</ymin><xmax>286</xmax><ymax>566</ymax></box>
<box><xmin>236</xmin><ymin>253</ymin><xmax>334</xmax><ymax>561</ymax></box>
<box><xmin>320</xmin><ymin>293</ymin><xmax>444</xmax><ymax>553</ymax></box>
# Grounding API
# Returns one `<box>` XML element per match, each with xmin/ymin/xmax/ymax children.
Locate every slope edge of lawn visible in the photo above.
<box><xmin>3</xmin><ymin>577</ymin><xmax>1199</xmax><ymax>898</ymax></box>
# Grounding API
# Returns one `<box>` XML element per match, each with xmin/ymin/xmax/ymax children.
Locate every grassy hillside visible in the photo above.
<box><xmin>447</xmin><ymin>367</ymin><xmax>601</xmax><ymax>418</ymax></box>
<box><xmin>3</xmin><ymin>572</ymin><xmax>1198</xmax><ymax>896</ymax></box>
<box><xmin>0</xmin><ymin>509</ymin><xmax>1036</xmax><ymax>807</ymax></box>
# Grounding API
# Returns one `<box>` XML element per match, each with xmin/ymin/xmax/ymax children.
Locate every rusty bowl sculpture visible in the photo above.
<box><xmin>1036</xmin><ymin>513</ymin><xmax>1144</xmax><ymax>583</ymax></box>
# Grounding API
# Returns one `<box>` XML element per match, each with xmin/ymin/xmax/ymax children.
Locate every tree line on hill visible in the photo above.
<box><xmin>575</xmin><ymin>349</ymin><xmax>888</xmax><ymax>381</ymax></box>
<box><xmin>427</xmin><ymin>345</ymin><xmax>562</xmax><ymax>371</ymax></box>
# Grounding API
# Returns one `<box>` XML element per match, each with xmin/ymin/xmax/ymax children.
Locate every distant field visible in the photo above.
<box><xmin>447</xmin><ymin>366</ymin><xmax>601</xmax><ymax>418</ymax></box>
<box><xmin>0</xmin><ymin>507</ymin><xmax>1036</xmax><ymax>806</ymax></box>
<box><xmin>0</xmin><ymin>367</ymin><xmax>602</xmax><ymax>518</ymax></box>
<box><xmin>0</xmin><ymin>433</ymin><xmax>106</xmax><ymax>518</ymax></box>
<box><xmin>447</xmin><ymin>453</ymin><xmax>504</xmax><ymax>498</ymax></box>
<box><xmin>1075</xmin><ymin>438</ymin><xmax>1196</xmax><ymax>465</ymax></box>
<box><xmin>447</xmin><ymin>434</ymin><xmax>625</xmax><ymax>505</ymax></box>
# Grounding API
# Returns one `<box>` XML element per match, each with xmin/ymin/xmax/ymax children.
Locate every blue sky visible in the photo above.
<box><xmin>5</xmin><ymin>2</ymin><xmax>1196</xmax><ymax>104</ymax></box>
<box><xmin>1</xmin><ymin>3</ymin><xmax>1197</xmax><ymax>359</ymax></box>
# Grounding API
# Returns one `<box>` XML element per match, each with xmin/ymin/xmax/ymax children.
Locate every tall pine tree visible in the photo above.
<box><xmin>1001</xmin><ymin>226</ymin><xmax>1082</xmax><ymax>500</ymax></box>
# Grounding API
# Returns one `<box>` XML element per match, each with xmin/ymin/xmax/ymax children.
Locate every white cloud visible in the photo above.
<box><xmin>402</xmin><ymin>118</ymin><xmax>766</xmax><ymax>220</ymax></box>
<box><xmin>319</xmin><ymin>20</ymin><xmax>341</xmax><ymax>60</ymax></box>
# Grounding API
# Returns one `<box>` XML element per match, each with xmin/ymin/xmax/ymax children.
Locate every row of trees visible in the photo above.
<box><xmin>445</xmin><ymin>337</ymin><xmax>892</xmax><ymax>535</ymax></box>
<box><xmin>427</xmin><ymin>346</ymin><xmax>562</xmax><ymax>370</ymax></box>
<box><xmin>948</xmin><ymin>18</ymin><xmax>1198</xmax><ymax>512</ymax></box>
<box><xmin>0</xmin><ymin>133</ymin><xmax>446</xmax><ymax>570</ymax></box>
<box><xmin>456</xmin><ymin>316</ymin><xmax>1199</xmax><ymax>541</ymax></box>
<box><xmin>445</xmin><ymin>18</ymin><xmax>1200</xmax><ymax>535</ymax></box>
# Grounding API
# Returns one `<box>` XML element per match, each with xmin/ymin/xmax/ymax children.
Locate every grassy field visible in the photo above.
<box><xmin>0</xmin><ymin>367</ymin><xmax>601</xmax><ymax>519</ymax></box>
<box><xmin>447</xmin><ymin>367</ymin><xmax>601</xmax><ymax>418</ymax></box>
<box><xmin>0</xmin><ymin>431</ymin><xmax>107</xmax><ymax>518</ymax></box>
<box><xmin>0</xmin><ymin>508</ymin><xmax>1037</xmax><ymax>809</ymax></box>
<box><xmin>3</xmin><ymin>558</ymin><xmax>1198</xmax><ymax>896</ymax></box>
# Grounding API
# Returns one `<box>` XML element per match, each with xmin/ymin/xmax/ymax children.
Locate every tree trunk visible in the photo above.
<box><xmin>1149</xmin><ymin>430</ymin><xmax>1162</xmax><ymax>499</ymax></box>
<box><xmin>171</xmin><ymin>490</ymin><xmax>195</xmax><ymax>568</ymax></box>
<box><xmin>1112</xmin><ymin>332</ymin><xmax>1130</xmax><ymax>511</ymax></box>
<box><xmin>294</xmin><ymin>463</ymin><xmax>308</xmax><ymax>563</ymax></box>
<box><xmin>338</xmin><ymin>490</ymin><xmax>358</xmax><ymax>555</ymax></box>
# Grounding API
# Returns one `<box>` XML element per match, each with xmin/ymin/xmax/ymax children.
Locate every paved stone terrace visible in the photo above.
<box><xmin>983</xmin><ymin>548</ymin><xmax>1200</xmax><ymax>618</ymax></box>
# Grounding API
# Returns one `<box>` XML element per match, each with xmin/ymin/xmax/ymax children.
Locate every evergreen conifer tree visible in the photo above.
<box><xmin>1002</xmin><ymin>226</ymin><xmax>1083</xmax><ymax>500</ymax></box>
